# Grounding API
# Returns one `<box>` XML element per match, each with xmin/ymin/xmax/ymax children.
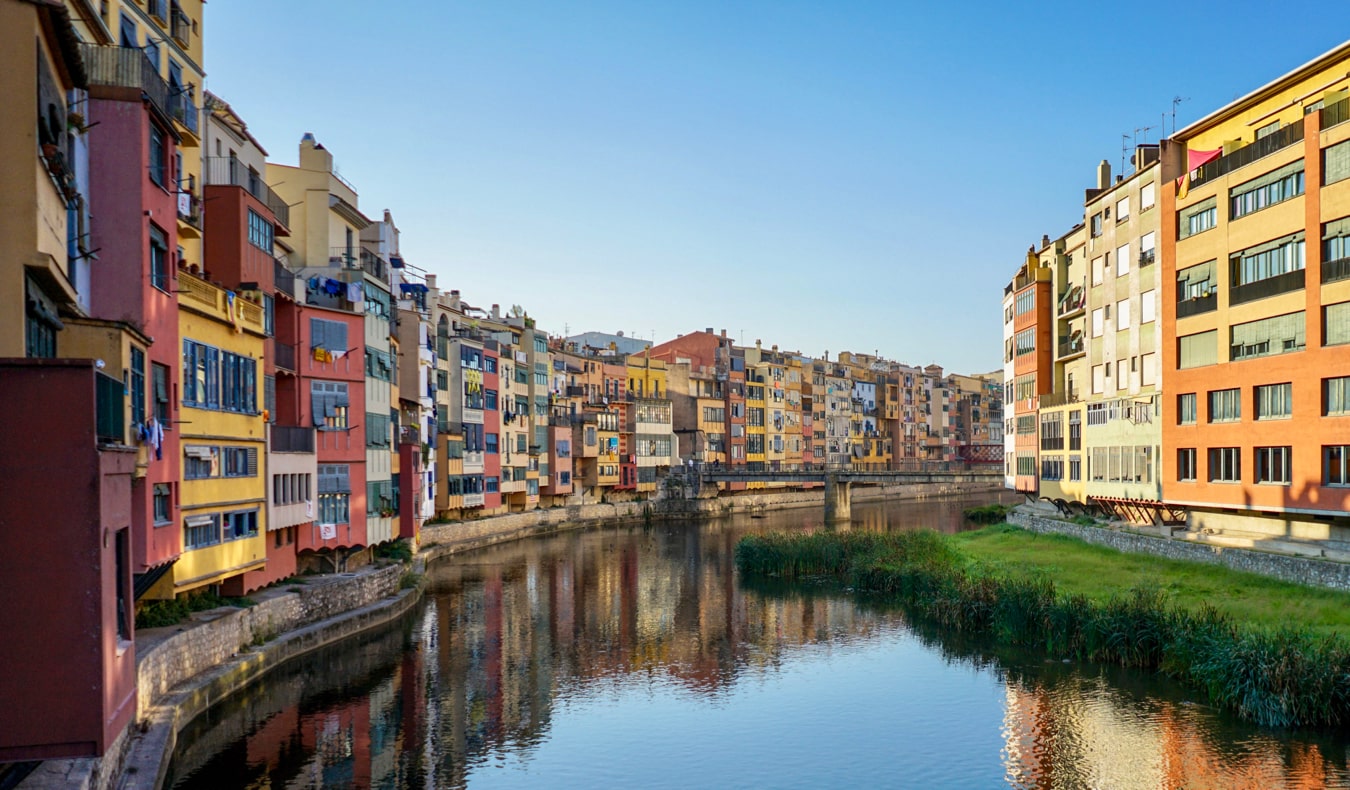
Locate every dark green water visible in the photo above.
<box><xmin>167</xmin><ymin>492</ymin><xmax>1350</xmax><ymax>789</ymax></box>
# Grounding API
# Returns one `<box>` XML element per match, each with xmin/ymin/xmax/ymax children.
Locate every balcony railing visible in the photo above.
<box><xmin>177</xmin><ymin>189</ymin><xmax>202</xmax><ymax>229</ymax></box>
<box><xmin>1057</xmin><ymin>285</ymin><xmax>1085</xmax><ymax>316</ymax></box>
<box><xmin>1138</xmin><ymin>249</ymin><xmax>1156</xmax><ymax>267</ymax></box>
<box><xmin>167</xmin><ymin>88</ymin><xmax>198</xmax><ymax>136</ymax></box>
<box><xmin>80</xmin><ymin>44</ymin><xmax>169</xmax><ymax>123</ymax></box>
<box><xmin>1323</xmin><ymin>97</ymin><xmax>1350</xmax><ymax>130</ymax></box>
<box><xmin>171</xmin><ymin>7</ymin><xmax>191</xmax><ymax>46</ymax></box>
<box><xmin>1176</xmin><ymin>292</ymin><xmax>1217</xmax><ymax>318</ymax></box>
<box><xmin>329</xmin><ymin>248</ymin><xmax>390</xmax><ymax>284</ymax></box>
<box><xmin>1324</xmin><ymin>257</ymin><xmax>1350</xmax><ymax>284</ymax></box>
<box><xmin>273</xmin><ymin>257</ymin><xmax>296</xmax><ymax>296</ymax></box>
<box><xmin>1191</xmin><ymin>122</ymin><xmax>1304</xmax><ymax>188</ymax></box>
<box><xmin>205</xmin><ymin>157</ymin><xmax>289</xmax><ymax>228</ymax></box>
<box><xmin>271</xmin><ymin>425</ymin><xmax>315</xmax><ymax>453</ymax></box>
<box><xmin>1229</xmin><ymin>269</ymin><xmax>1305</xmax><ymax>306</ymax></box>
<box><xmin>274</xmin><ymin>341</ymin><xmax>296</xmax><ymax>372</ymax></box>
<box><xmin>96</xmin><ymin>372</ymin><xmax>125</xmax><ymax>445</ymax></box>
<box><xmin>1057</xmin><ymin>336</ymin><xmax>1084</xmax><ymax>359</ymax></box>
<box><xmin>1038</xmin><ymin>390</ymin><xmax>1078</xmax><ymax>408</ymax></box>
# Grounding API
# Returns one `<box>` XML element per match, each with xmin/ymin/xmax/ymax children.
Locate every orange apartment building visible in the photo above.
<box><xmin>1009</xmin><ymin>248</ymin><xmax>1054</xmax><ymax>493</ymax></box>
<box><xmin>1161</xmin><ymin>41</ymin><xmax>1350</xmax><ymax>542</ymax></box>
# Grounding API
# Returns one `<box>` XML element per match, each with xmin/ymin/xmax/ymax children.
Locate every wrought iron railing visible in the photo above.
<box><xmin>271</xmin><ymin>425</ymin><xmax>315</xmax><ymax>453</ymax></box>
<box><xmin>205</xmin><ymin>157</ymin><xmax>289</xmax><ymax>228</ymax></box>
<box><xmin>80</xmin><ymin>45</ymin><xmax>169</xmax><ymax>122</ymax></box>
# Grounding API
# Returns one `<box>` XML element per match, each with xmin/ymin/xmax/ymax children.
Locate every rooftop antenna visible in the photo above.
<box><xmin>1171</xmin><ymin>96</ymin><xmax>1189</xmax><ymax>137</ymax></box>
<box><xmin>1121</xmin><ymin>134</ymin><xmax>1130</xmax><ymax>176</ymax></box>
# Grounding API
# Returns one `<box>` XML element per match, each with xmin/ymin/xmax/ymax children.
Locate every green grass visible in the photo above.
<box><xmin>954</xmin><ymin>524</ymin><xmax>1350</xmax><ymax>637</ymax></box>
<box><xmin>735</xmin><ymin>525</ymin><xmax>1350</xmax><ymax>727</ymax></box>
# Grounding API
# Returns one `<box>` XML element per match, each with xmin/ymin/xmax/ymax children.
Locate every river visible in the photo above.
<box><xmin>167</xmin><ymin>492</ymin><xmax>1350</xmax><ymax>789</ymax></box>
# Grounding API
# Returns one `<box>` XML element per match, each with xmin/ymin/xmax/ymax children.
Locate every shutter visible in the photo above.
<box><xmin>310</xmin><ymin>317</ymin><xmax>326</xmax><ymax>350</ymax></box>
<box><xmin>334</xmin><ymin>382</ymin><xmax>349</xmax><ymax>409</ymax></box>
<box><xmin>331</xmin><ymin>321</ymin><xmax>348</xmax><ymax>355</ymax></box>
<box><xmin>311</xmin><ymin>382</ymin><xmax>327</xmax><ymax>427</ymax></box>
<box><xmin>1327</xmin><ymin>140</ymin><xmax>1350</xmax><ymax>185</ymax></box>
<box><xmin>247</xmin><ymin>447</ymin><xmax>258</xmax><ymax>476</ymax></box>
<box><xmin>1326</xmin><ymin>302</ymin><xmax>1350</xmax><ymax>346</ymax></box>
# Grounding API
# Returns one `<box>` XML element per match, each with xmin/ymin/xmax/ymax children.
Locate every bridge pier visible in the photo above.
<box><xmin>824</xmin><ymin>473</ymin><xmax>852</xmax><ymax>525</ymax></box>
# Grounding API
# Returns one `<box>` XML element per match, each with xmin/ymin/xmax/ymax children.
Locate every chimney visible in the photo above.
<box><xmin>491</xmin><ymin>304</ymin><xmax>500</xmax><ymax>320</ymax></box>
<box><xmin>705</xmin><ymin>327</ymin><xmax>714</xmax><ymax>335</ymax></box>
<box><xmin>425</xmin><ymin>273</ymin><xmax>437</xmax><ymax>291</ymax></box>
<box><xmin>449</xmin><ymin>289</ymin><xmax>461</xmax><ymax>311</ymax></box>
<box><xmin>772</xmin><ymin>345</ymin><xmax>778</xmax><ymax>353</ymax></box>
<box><xmin>1097</xmin><ymin>159</ymin><xmax>1111</xmax><ymax>190</ymax></box>
<box><xmin>720</xmin><ymin>329</ymin><xmax>727</xmax><ymax>338</ymax></box>
<box><xmin>1041</xmin><ymin>234</ymin><xmax>1050</xmax><ymax>249</ymax></box>
<box><xmin>1134</xmin><ymin>144</ymin><xmax>1160</xmax><ymax>172</ymax></box>
<box><xmin>756</xmin><ymin>339</ymin><xmax>762</xmax><ymax>349</ymax></box>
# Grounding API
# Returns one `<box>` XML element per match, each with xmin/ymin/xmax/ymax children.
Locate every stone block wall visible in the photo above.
<box><xmin>1010</xmin><ymin>511</ymin><xmax>1350</xmax><ymax>592</ymax></box>
<box><xmin>136</xmin><ymin>564</ymin><xmax>402</xmax><ymax>714</ymax></box>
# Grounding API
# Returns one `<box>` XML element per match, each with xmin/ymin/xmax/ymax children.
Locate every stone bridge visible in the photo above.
<box><xmin>697</xmin><ymin>465</ymin><xmax>1004</xmax><ymax>524</ymax></box>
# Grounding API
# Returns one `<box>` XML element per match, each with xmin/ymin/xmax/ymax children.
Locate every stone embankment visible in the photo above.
<box><xmin>1010</xmin><ymin>510</ymin><xmax>1350</xmax><ymax>592</ymax></box>
<box><xmin>22</xmin><ymin>481</ymin><xmax>1001</xmax><ymax>790</ymax></box>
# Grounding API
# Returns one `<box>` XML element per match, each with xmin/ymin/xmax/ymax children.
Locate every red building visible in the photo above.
<box><xmin>0</xmin><ymin>360</ymin><xmax>137</xmax><ymax>761</ymax></box>
<box><xmin>83</xmin><ymin>43</ymin><xmax>184</xmax><ymax>583</ymax></box>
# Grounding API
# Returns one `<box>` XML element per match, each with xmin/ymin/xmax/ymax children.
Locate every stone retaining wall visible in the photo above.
<box><xmin>135</xmin><ymin>564</ymin><xmax>403</xmax><ymax>714</ymax></box>
<box><xmin>1010</xmin><ymin>511</ymin><xmax>1350</xmax><ymax>592</ymax></box>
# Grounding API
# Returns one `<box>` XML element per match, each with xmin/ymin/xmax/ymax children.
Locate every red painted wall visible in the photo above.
<box><xmin>0</xmin><ymin>361</ymin><xmax>136</xmax><ymax>760</ymax></box>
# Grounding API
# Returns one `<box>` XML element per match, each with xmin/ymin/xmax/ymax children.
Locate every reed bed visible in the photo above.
<box><xmin>735</xmin><ymin>527</ymin><xmax>1350</xmax><ymax>728</ymax></box>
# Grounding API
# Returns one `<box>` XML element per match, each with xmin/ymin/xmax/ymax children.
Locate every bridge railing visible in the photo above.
<box><xmin>698</xmin><ymin>460</ymin><xmax>994</xmax><ymax>478</ymax></box>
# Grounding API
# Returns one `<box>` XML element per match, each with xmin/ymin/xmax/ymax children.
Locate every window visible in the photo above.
<box><xmin>1230</xmin><ymin>235</ymin><xmax>1305</xmax><ymax>288</ymax></box>
<box><xmin>1068</xmin><ymin>456</ymin><xmax>1082</xmax><ymax>481</ymax></box>
<box><xmin>1326</xmin><ymin>446</ymin><xmax>1350</xmax><ymax>486</ymax></box>
<box><xmin>1014</xmin><ymin>289</ymin><xmax>1035</xmax><ymax>315</ymax></box>
<box><xmin>1091</xmin><ymin>364</ymin><xmax>1104</xmax><ymax>394</ymax></box>
<box><xmin>1208</xmin><ymin>447</ymin><xmax>1241</xmax><ymax>482</ymax></box>
<box><xmin>183</xmin><ymin>445</ymin><xmax>218</xmax><ymax>479</ymax></box>
<box><xmin>310</xmin><ymin>318</ymin><xmax>349</xmax><ymax>356</ymax></box>
<box><xmin>1327</xmin><ymin>140</ymin><xmax>1350</xmax><ymax>186</ymax></box>
<box><xmin>220</xmin><ymin>352</ymin><xmax>257</xmax><ymax>413</ymax></box>
<box><xmin>1016</xmin><ymin>456</ymin><xmax>1037</xmax><ymax>476</ymax></box>
<box><xmin>149</xmin><ymin>123</ymin><xmax>167</xmax><ymax>188</ymax></box>
<box><xmin>1116</xmin><ymin>243</ymin><xmax>1131</xmax><ymax>277</ymax></box>
<box><xmin>1040</xmin><ymin>455</ymin><xmax>1063</xmax><ymax>481</ymax></box>
<box><xmin>1091</xmin><ymin>256</ymin><xmax>1104</xmax><ymax>286</ymax></box>
<box><xmin>1139</xmin><ymin>290</ymin><xmax>1156</xmax><ymax>325</ymax></box>
<box><xmin>262</xmin><ymin>294</ymin><xmax>274</xmax><ymax>337</ymax></box>
<box><xmin>1014</xmin><ymin>328</ymin><xmax>1035</xmax><ymax>356</ymax></box>
<box><xmin>222</xmin><ymin>446</ymin><xmax>255</xmax><ymax>477</ymax></box>
<box><xmin>152</xmin><ymin>363</ymin><xmax>169</xmax><ymax>425</ymax></box>
<box><xmin>153</xmin><ymin>483</ymin><xmax>172</xmax><ymax>524</ymax></box>
<box><xmin>1209</xmin><ymin>388</ymin><xmax>1241</xmax><ymax>423</ymax></box>
<box><xmin>1255</xmin><ymin>446</ymin><xmax>1291</xmax><ymax>484</ymax></box>
<box><xmin>247</xmin><ymin>209</ymin><xmax>273</xmax><ymax>251</ymax></box>
<box><xmin>1117</xmin><ymin>299</ymin><xmax>1131</xmax><ymax>330</ymax></box>
<box><xmin>130</xmin><ymin>347</ymin><xmax>146</xmax><ymax>428</ymax></box>
<box><xmin>1116</xmin><ymin>195</ymin><xmax>1130</xmax><ymax>222</ymax></box>
<box><xmin>183</xmin><ymin>513</ymin><xmax>220</xmax><ymax>550</ymax></box>
<box><xmin>150</xmin><ymin>224</ymin><xmax>169</xmax><ymax>291</ymax></box>
<box><xmin>486</xmin><ymin>433</ymin><xmax>499</xmax><ymax>454</ymax></box>
<box><xmin>1326</xmin><ymin>301</ymin><xmax>1350</xmax><ymax>346</ymax></box>
<box><xmin>1091</xmin><ymin>308</ymin><xmax>1104</xmax><ymax>338</ymax></box>
<box><xmin>1139</xmin><ymin>232</ymin><xmax>1156</xmax><ymax>266</ymax></box>
<box><xmin>1040</xmin><ymin>412</ymin><xmax>1063</xmax><ymax>451</ymax></box>
<box><xmin>318</xmin><ymin>464</ymin><xmax>351</xmax><ymax>524</ymax></box>
<box><xmin>1179</xmin><ymin>330</ymin><xmax>1217</xmax><ymax>369</ymax></box>
<box><xmin>118</xmin><ymin>12</ymin><xmax>137</xmax><ymax>46</ymax></box>
<box><xmin>1325</xmin><ymin>376</ymin><xmax>1350</xmax><ymax>416</ymax></box>
<box><xmin>1177</xmin><ymin>260</ymin><xmax>1215</xmax><ymax>301</ymax></box>
<box><xmin>1090</xmin><ymin>212</ymin><xmax>1103</xmax><ymax>237</ymax></box>
<box><xmin>484</xmin><ymin>357</ymin><xmax>497</xmax><ymax>374</ymax></box>
<box><xmin>1068</xmin><ymin>410</ymin><xmax>1082</xmax><ymax>451</ymax></box>
<box><xmin>484</xmin><ymin>389</ymin><xmax>498</xmax><ymax>410</ymax></box>
<box><xmin>223</xmin><ymin>510</ymin><xmax>259</xmax><ymax>541</ymax></box>
<box><xmin>1180</xmin><ymin>197</ymin><xmax>1217</xmax><ymax>239</ymax></box>
<box><xmin>366</xmin><ymin>413</ymin><xmax>389</xmax><ymax>448</ymax></box>
<box><xmin>1140</xmin><ymin>182</ymin><xmax>1156</xmax><ymax>210</ymax></box>
<box><xmin>310</xmin><ymin>381</ymin><xmax>350</xmax><ymax>430</ymax></box>
<box><xmin>1178</xmin><ymin>448</ymin><xmax>1197</xmax><ymax>481</ymax></box>
<box><xmin>1230</xmin><ymin>311</ymin><xmax>1305</xmax><ymax>361</ymax></box>
<box><xmin>1255</xmin><ymin>383</ymin><xmax>1292</xmax><ymax>420</ymax></box>
<box><xmin>1230</xmin><ymin>162</ymin><xmax>1304</xmax><ymax>220</ymax></box>
<box><xmin>1327</xmin><ymin>218</ymin><xmax>1350</xmax><ymax>276</ymax></box>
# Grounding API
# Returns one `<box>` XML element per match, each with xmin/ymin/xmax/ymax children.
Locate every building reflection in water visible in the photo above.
<box><xmin>168</xmin><ymin>495</ymin><xmax>1350</xmax><ymax>789</ymax></box>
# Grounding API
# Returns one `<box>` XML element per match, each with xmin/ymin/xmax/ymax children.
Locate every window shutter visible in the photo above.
<box><xmin>247</xmin><ymin>447</ymin><xmax>258</xmax><ymax>476</ymax></box>
<box><xmin>334</xmin><ymin>382</ymin><xmax>349</xmax><ymax>409</ymax></box>
<box><xmin>311</xmin><ymin>318</ymin><xmax>326</xmax><ymax>350</ymax></box>
<box><xmin>311</xmin><ymin>382</ymin><xmax>327</xmax><ymax>427</ymax></box>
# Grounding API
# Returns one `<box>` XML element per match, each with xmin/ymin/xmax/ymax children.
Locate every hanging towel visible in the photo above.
<box><xmin>324</xmin><ymin>278</ymin><xmax>341</xmax><ymax>295</ymax></box>
<box><xmin>347</xmin><ymin>282</ymin><xmax>363</xmax><ymax>303</ymax></box>
<box><xmin>148</xmin><ymin>418</ymin><xmax>164</xmax><ymax>460</ymax></box>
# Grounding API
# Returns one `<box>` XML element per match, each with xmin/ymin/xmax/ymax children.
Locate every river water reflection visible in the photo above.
<box><xmin>168</xmin><ymin>493</ymin><xmax>1350</xmax><ymax>789</ymax></box>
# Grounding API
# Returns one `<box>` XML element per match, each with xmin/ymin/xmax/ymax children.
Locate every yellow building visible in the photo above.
<box><xmin>627</xmin><ymin>355</ymin><xmax>674</xmax><ymax>491</ymax></box>
<box><xmin>170</xmin><ymin>271</ymin><xmax>268</xmax><ymax>596</ymax></box>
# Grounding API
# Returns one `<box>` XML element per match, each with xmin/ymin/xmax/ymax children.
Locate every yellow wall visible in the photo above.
<box><xmin>176</xmin><ymin>272</ymin><xmax>267</xmax><ymax>594</ymax></box>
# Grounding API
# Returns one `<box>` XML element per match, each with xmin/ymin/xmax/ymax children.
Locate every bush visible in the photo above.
<box><xmin>963</xmin><ymin>504</ymin><xmax>1009</xmax><ymax>524</ymax></box>
<box><xmin>398</xmin><ymin>570</ymin><xmax>423</xmax><ymax>590</ymax></box>
<box><xmin>375</xmin><ymin>540</ymin><xmax>413</xmax><ymax>563</ymax></box>
<box><xmin>134</xmin><ymin>590</ymin><xmax>255</xmax><ymax>630</ymax></box>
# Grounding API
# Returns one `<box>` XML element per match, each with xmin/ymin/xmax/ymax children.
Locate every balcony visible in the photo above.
<box><xmin>170</xmin><ymin>6</ymin><xmax>191</xmax><ymax>46</ymax></box>
<box><xmin>271</xmin><ymin>425</ymin><xmax>315</xmax><ymax>454</ymax></box>
<box><xmin>1229</xmin><ymin>269</ymin><xmax>1305</xmax><ymax>306</ymax></box>
<box><xmin>1176</xmin><ymin>292</ymin><xmax>1217</xmax><ymax>318</ymax></box>
<box><xmin>205</xmin><ymin>157</ymin><xmax>290</xmax><ymax>230</ymax></box>
<box><xmin>274</xmin><ymin>341</ymin><xmax>296</xmax><ymax>373</ymax></box>
<box><xmin>1057</xmin><ymin>284</ymin><xmax>1085</xmax><ymax>317</ymax></box>
<box><xmin>329</xmin><ymin>247</ymin><xmax>390</xmax><ymax>284</ymax></box>
<box><xmin>273</xmin><ymin>257</ymin><xmax>296</xmax><ymax>298</ymax></box>
<box><xmin>80</xmin><ymin>44</ymin><xmax>169</xmax><ymax>124</ymax></box>
<box><xmin>1056</xmin><ymin>335</ymin><xmax>1084</xmax><ymax>360</ymax></box>
<box><xmin>1323</xmin><ymin>257</ymin><xmax>1350</xmax><ymax>284</ymax></box>
<box><xmin>178</xmin><ymin>271</ymin><xmax>266</xmax><ymax>333</ymax></box>
<box><xmin>167</xmin><ymin>89</ymin><xmax>198</xmax><ymax>141</ymax></box>
<box><xmin>1323</xmin><ymin>97</ymin><xmax>1350</xmax><ymax>130</ymax></box>
<box><xmin>1190</xmin><ymin>122</ymin><xmax>1304</xmax><ymax>188</ymax></box>
<box><xmin>1138</xmin><ymin>249</ymin><xmax>1156</xmax><ymax>267</ymax></box>
<box><xmin>176</xmin><ymin>189</ymin><xmax>202</xmax><ymax>237</ymax></box>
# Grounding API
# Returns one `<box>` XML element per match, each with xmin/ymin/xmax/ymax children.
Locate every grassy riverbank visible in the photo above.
<box><xmin>735</xmin><ymin>525</ymin><xmax>1350</xmax><ymax>727</ymax></box>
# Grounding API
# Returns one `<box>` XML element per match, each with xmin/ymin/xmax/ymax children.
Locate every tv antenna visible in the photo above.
<box><xmin>1170</xmin><ymin>96</ymin><xmax>1189</xmax><ymax>137</ymax></box>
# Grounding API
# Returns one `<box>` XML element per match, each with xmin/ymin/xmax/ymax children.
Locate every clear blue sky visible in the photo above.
<box><xmin>203</xmin><ymin>1</ymin><xmax>1347</xmax><ymax>373</ymax></box>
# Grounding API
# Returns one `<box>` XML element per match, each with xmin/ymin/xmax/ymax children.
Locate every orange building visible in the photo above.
<box><xmin>1008</xmin><ymin>246</ymin><xmax>1055</xmax><ymax>493</ymax></box>
<box><xmin>1161</xmin><ymin>41</ymin><xmax>1350</xmax><ymax>542</ymax></box>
